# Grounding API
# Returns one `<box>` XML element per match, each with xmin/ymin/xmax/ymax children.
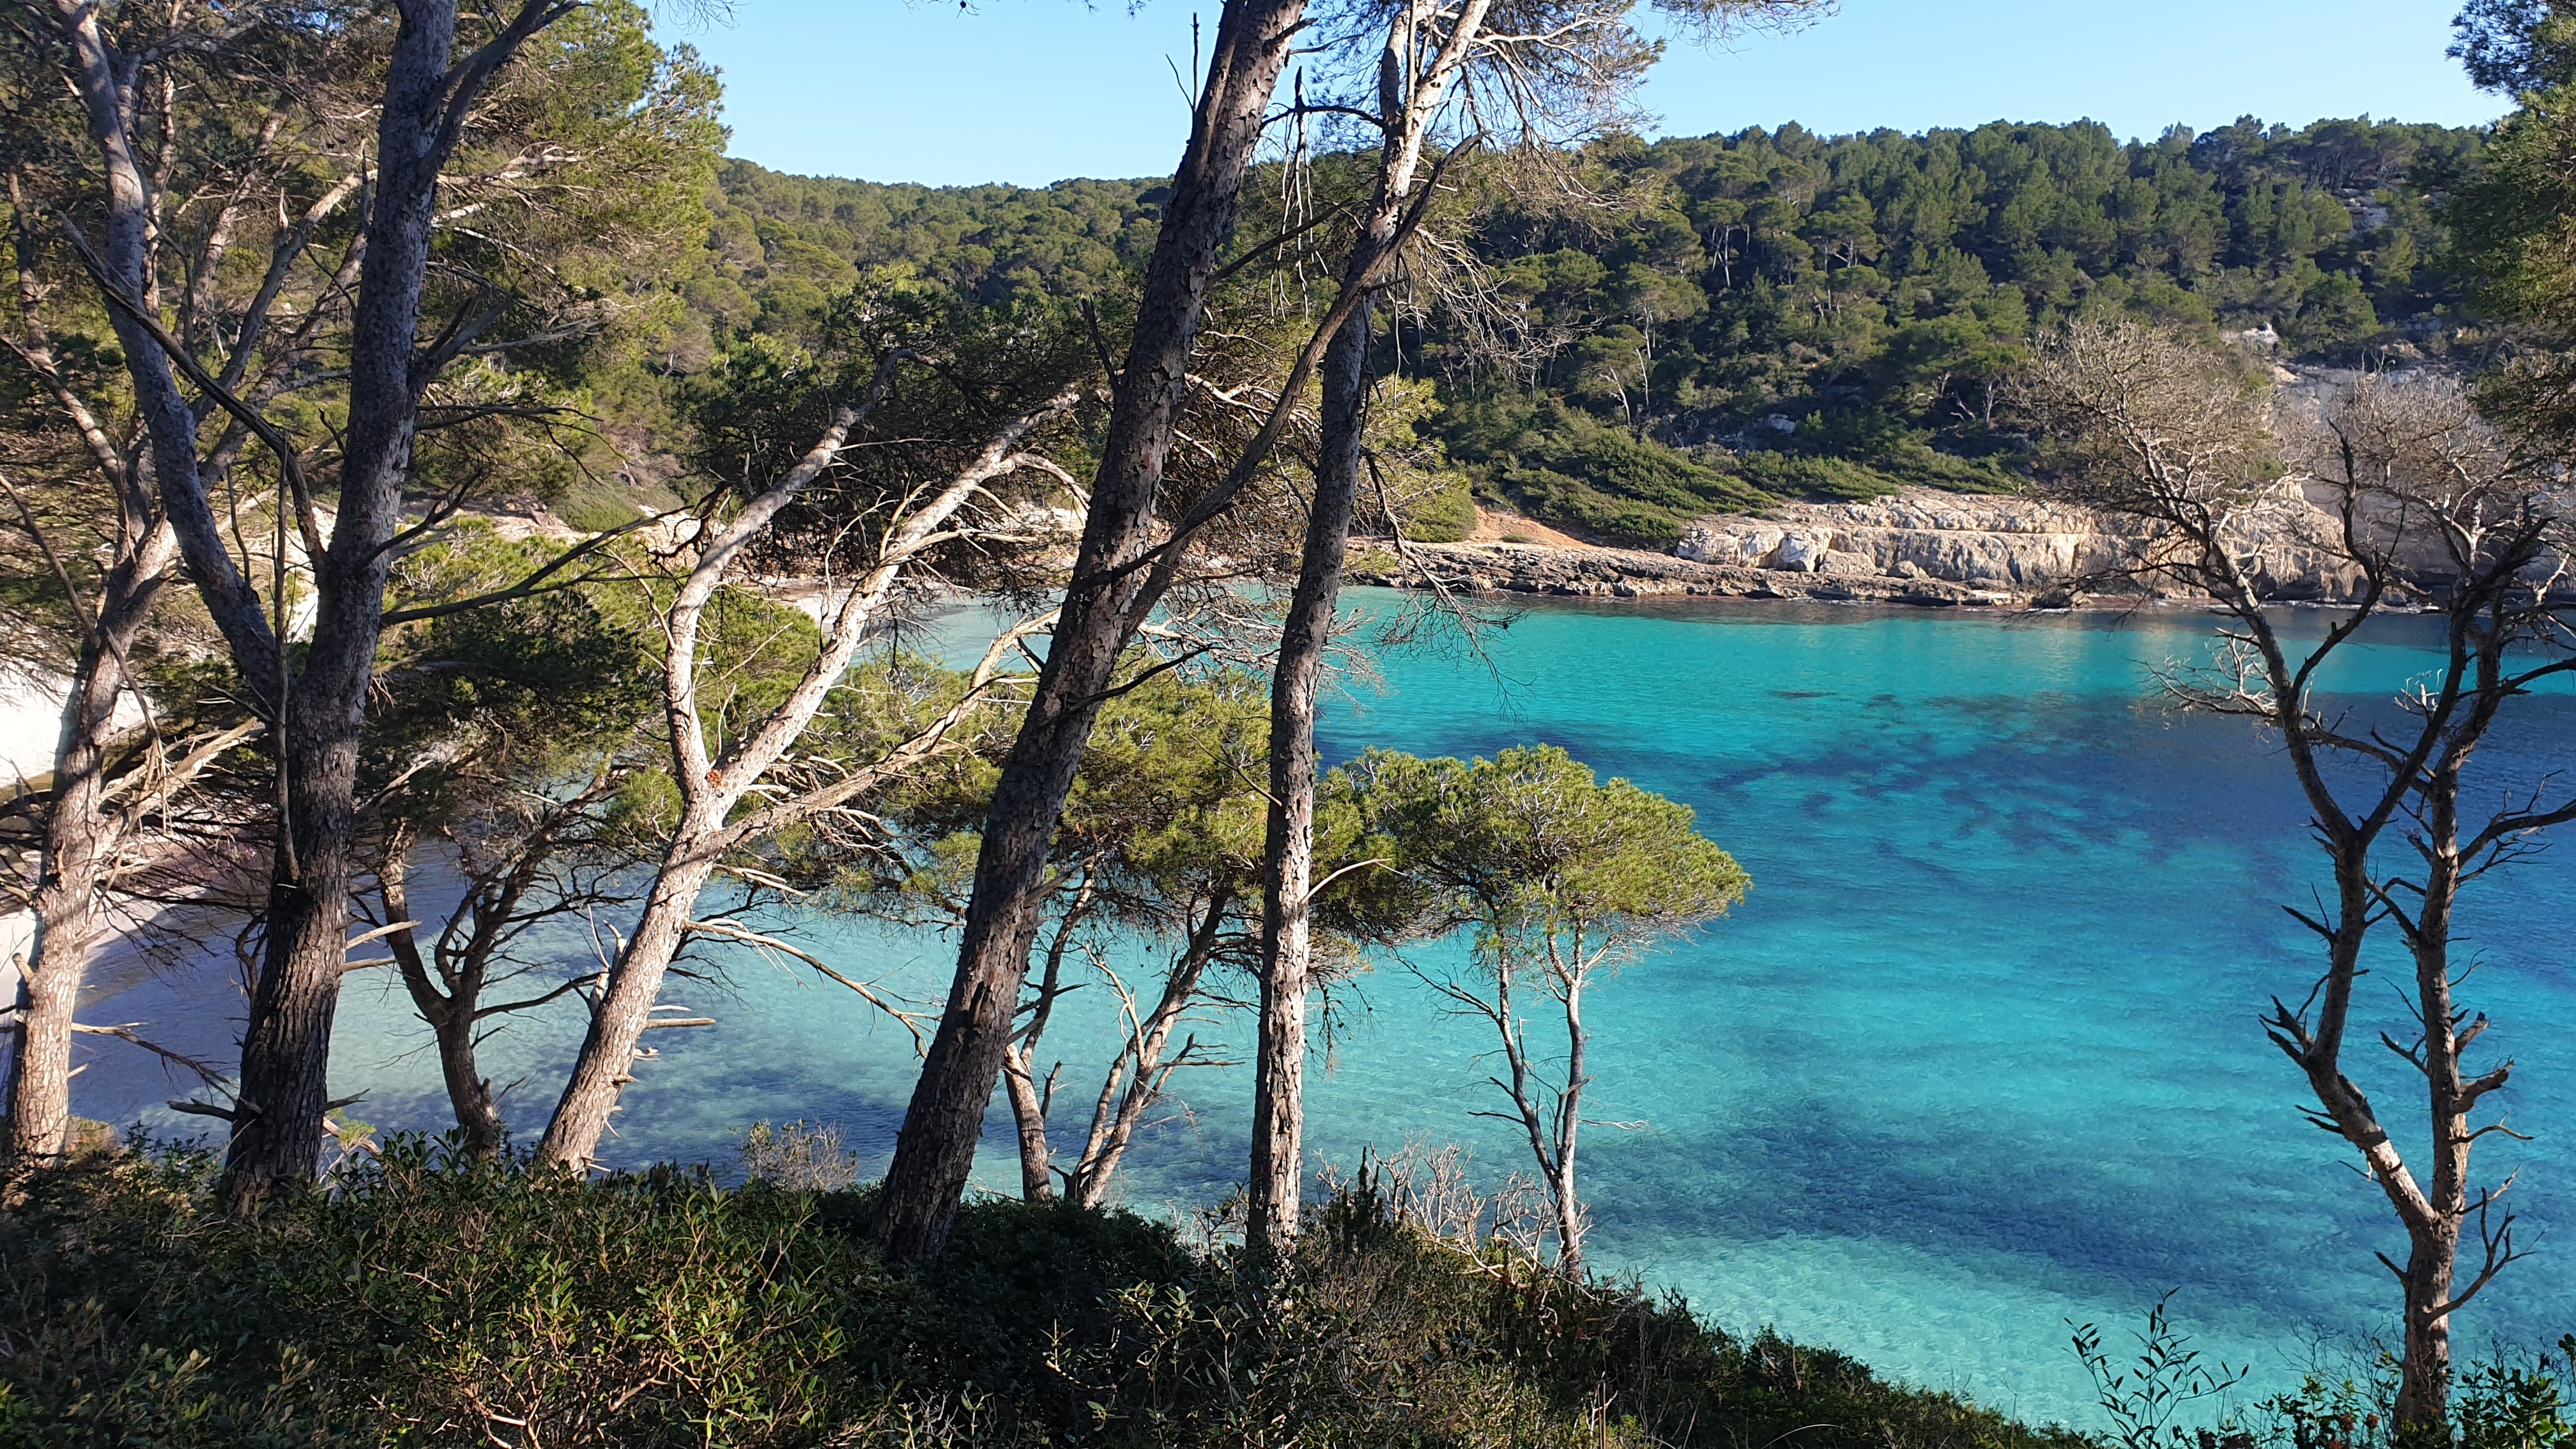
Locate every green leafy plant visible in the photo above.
<box><xmin>2070</xmin><ymin>1291</ymin><xmax>2251</xmax><ymax>1449</ymax></box>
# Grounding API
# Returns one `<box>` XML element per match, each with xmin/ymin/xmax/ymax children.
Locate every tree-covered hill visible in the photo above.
<box><xmin>671</xmin><ymin>116</ymin><xmax>2485</xmax><ymax>546</ymax></box>
<box><xmin>677</xmin><ymin>161</ymin><xmax>1165</xmax><ymax>358</ymax></box>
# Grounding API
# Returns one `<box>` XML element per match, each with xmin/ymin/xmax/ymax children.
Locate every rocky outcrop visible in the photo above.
<box><xmin>1350</xmin><ymin>484</ymin><xmax>2407</xmax><ymax>607</ymax></box>
<box><xmin>1676</xmin><ymin>491</ymin><xmax>2122</xmax><ymax>592</ymax></box>
<box><xmin>1346</xmin><ymin>540</ymin><xmax>2010</xmax><ymax>606</ymax></box>
<box><xmin>1675</xmin><ymin>486</ymin><xmax>2375</xmax><ymax>602</ymax></box>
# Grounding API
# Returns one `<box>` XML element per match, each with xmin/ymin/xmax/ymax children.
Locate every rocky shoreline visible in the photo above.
<box><xmin>1347</xmin><ymin>539</ymin><xmax>2020</xmax><ymax>606</ymax></box>
<box><xmin>1353</xmin><ymin>485</ymin><xmax>2382</xmax><ymax>608</ymax></box>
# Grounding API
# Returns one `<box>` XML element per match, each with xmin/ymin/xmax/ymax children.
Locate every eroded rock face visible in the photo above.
<box><xmin>1344</xmin><ymin>540</ymin><xmax>2003</xmax><ymax>606</ymax></box>
<box><xmin>1773</xmin><ymin>533</ymin><xmax>1828</xmax><ymax>572</ymax></box>
<box><xmin>1340</xmin><ymin>479</ymin><xmax>2474</xmax><ymax>607</ymax></box>
<box><xmin>1675</xmin><ymin>487</ymin><xmax>2371</xmax><ymax>599</ymax></box>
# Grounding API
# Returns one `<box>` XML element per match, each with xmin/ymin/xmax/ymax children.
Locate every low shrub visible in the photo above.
<box><xmin>1</xmin><ymin>1140</ymin><xmax>2099</xmax><ymax>1448</ymax></box>
<box><xmin>1505</xmin><ymin>464</ymin><xmax>1698</xmax><ymax>548</ymax></box>
<box><xmin>1733</xmin><ymin>450</ymin><xmax>1908</xmax><ymax>502</ymax></box>
<box><xmin>1395</xmin><ymin>473</ymin><xmax>1479</xmax><ymax>543</ymax></box>
<box><xmin>549</xmin><ymin>478</ymin><xmax>648</xmax><ymax>534</ymax></box>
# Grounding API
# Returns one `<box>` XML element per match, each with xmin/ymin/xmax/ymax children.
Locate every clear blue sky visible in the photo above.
<box><xmin>669</xmin><ymin>0</ymin><xmax>2504</xmax><ymax>187</ymax></box>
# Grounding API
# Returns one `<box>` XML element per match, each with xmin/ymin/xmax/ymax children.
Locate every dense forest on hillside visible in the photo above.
<box><xmin>13</xmin><ymin>0</ymin><xmax>2576</xmax><ymax>1434</ymax></box>
<box><xmin>652</xmin><ymin>116</ymin><xmax>2483</xmax><ymax>546</ymax></box>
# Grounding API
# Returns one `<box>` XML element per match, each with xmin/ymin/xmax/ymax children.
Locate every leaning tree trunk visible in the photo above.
<box><xmin>4</xmin><ymin>512</ymin><xmax>174</xmax><ymax>1163</ymax></box>
<box><xmin>871</xmin><ymin>0</ymin><xmax>1312</xmax><ymax>1262</ymax></box>
<box><xmin>1245</xmin><ymin>300</ymin><xmax>1371</xmax><ymax>1254</ymax></box>
<box><xmin>537</xmin><ymin>826</ymin><xmax>726</xmax><ymax>1167</ymax></box>
<box><xmin>539</xmin><ymin>387</ymin><xmax>1063</xmax><ymax>1172</ymax></box>
<box><xmin>5</xmin><ymin>630</ymin><xmax>126</xmax><ymax>1162</ymax></box>
<box><xmin>537</xmin><ymin>405</ymin><xmax>866</xmax><ymax>1172</ymax></box>
<box><xmin>26</xmin><ymin>4</ymin><xmax>245</xmax><ymax>1174</ymax></box>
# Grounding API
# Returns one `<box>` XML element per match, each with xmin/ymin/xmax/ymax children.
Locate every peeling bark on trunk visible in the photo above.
<box><xmin>872</xmin><ymin>0</ymin><xmax>1312</xmax><ymax>1262</ymax></box>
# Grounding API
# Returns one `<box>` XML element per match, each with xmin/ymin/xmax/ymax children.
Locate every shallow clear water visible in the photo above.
<box><xmin>70</xmin><ymin>594</ymin><xmax>2576</xmax><ymax>1427</ymax></box>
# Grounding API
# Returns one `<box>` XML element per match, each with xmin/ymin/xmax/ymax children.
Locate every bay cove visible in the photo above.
<box><xmin>68</xmin><ymin>595</ymin><xmax>2576</xmax><ymax>1426</ymax></box>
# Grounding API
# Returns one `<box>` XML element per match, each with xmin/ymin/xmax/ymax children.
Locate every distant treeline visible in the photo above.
<box><xmin>662</xmin><ymin>116</ymin><xmax>2484</xmax><ymax>545</ymax></box>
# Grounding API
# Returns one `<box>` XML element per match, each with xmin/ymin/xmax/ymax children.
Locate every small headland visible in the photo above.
<box><xmin>1349</xmin><ymin>537</ymin><xmax>2013</xmax><ymax>606</ymax></box>
<box><xmin>1353</xmin><ymin>487</ymin><xmax>2384</xmax><ymax>609</ymax></box>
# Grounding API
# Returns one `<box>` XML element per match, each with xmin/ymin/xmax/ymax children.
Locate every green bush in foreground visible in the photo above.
<box><xmin>0</xmin><ymin>1138</ymin><xmax>2093</xmax><ymax>1448</ymax></box>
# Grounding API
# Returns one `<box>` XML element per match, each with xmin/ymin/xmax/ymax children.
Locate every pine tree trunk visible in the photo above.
<box><xmin>432</xmin><ymin>1009</ymin><xmax>505</xmax><ymax>1160</ymax></box>
<box><xmin>999</xmin><ymin>909</ymin><xmax>1084</xmax><ymax>1202</ymax></box>
<box><xmin>2395</xmin><ymin>789</ymin><xmax>2471</xmax><ymax>1436</ymax></box>
<box><xmin>224</xmin><ymin>721</ymin><xmax>364</xmax><ymax>1203</ymax></box>
<box><xmin>1069</xmin><ymin>893</ymin><xmax>1230</xmax><ymax>1209</ymax></box>
<box><xmin>2397</xmin><ymin>1228</ymin><xmax>2459</xmax><ymax>1432</ymax></box>
<box><xmin>219</xmin><ymin>6</ymin><xmax>449</xmax><ymax>1202</ymax></box>
<box><xmin>1244</xmin><ymin>0</ymin><xmax>1489</xmax><ymax>1247</ymax></box>
<box><xmin>537</xmin><ymin>832</ymin><xmax>724</xmax><ymax>1170</ymax></box>
<box><xmin>29</xmin><ymin>3</ymin><xmax>222</xmax><ymax>1176</ymax></box>
<box><xmin>1000</xmin><ymin>1044</ymin><xmax>1055</xmax><ymax>1200</ymax></box>
<box><xmin>5</xmin><ymin>641</ymin><xmax>118</xmax><ymax>1162</ymax></box>
<box><xmin>44</xmin><ymin>0</ymin><xmax>562</xmax><ymax>1206</ymax></box>
<box><xmin>542</xmin><ymin>373</ymin><xmax>1046</xmax><ymax>1173</ymax></box>
<box><xmin>1552</xmin><ymin>970</ymin><xmax>1588</xmax><ymax>1273</ymax></box>
<box><xmin>1245</xmin><ymin>300</ymin><xmax>1371</xmax><ymax>1255</ymax></box>
<box><xmin>6</xmin><ymin>505</ymin><xmax>172</xmax><ymax>1162</ymax></box>
<box><xmin>4</xmin><ymin>962</ymin><xmax>79</xmax><ymax>1163</ymax></box>
<box><xmin>871</xmin><ymin>0</ymin><xmax>1311</xmax><ymax>1262</ymax></box>
<box><xmin>378</xmin><ymin>843</ymin><xmax>507</xmax><ymax>1160</ymax></box>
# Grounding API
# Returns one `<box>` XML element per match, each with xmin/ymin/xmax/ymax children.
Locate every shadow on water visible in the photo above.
<box><xmin>56</xmin><ymin>594</ymin><xmax>2576</xmax><ymax>1425</ymax></box>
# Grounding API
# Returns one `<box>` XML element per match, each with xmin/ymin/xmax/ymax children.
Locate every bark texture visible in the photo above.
<box><xmin>537</xmin><ymin>831</ymin><xmax>724</xmax><ymax>1168</ymax></box>
<box><xmin>46</xmin><ymin>0</ymin><xmax>574</xmax><ymax>1207</ymax></box>
<box><xmin>1246</xmin><ymin>0</ymin><xmax>1489</xmax><ymax>1253</ymax></box>
<box><xmin>1244</xmin><ymin>305</ymin><xmax>1367</xmax><ymax>1253</ymax></box>
<box><xmin>8</xmin><ymin>7</ymin><xmax>360</xmax><ymax>1165</ymax></box>
<box><xmin>999</xmin><ymin>904</ymin><xmax>1086</xmax><ymax>1200</ymax></box>
<box><xmin>3</xmin><ymin>544</ymin><xmax>166</xmax><ymax>1162</ymax></box>
<box><xmin>871</xmin><ymin>0</ymin><xmax>1312</xmax><ymax>1261</ymax></box>
<box><xmin>220</xmin><ymin>0</ymin><xmax>571</xmax><ymax>1209</ymax></box>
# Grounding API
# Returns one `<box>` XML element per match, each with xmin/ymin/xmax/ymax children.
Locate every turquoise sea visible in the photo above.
<box><xmin>70</xmin><ymin>594</ymin><xmax>2576</xmax><ymax>1427</ymax></box>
